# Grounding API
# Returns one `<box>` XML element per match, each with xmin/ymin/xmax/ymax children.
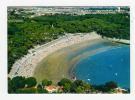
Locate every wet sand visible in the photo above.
<box><xmin>33</xmin><ymin>38</ymin><xmax>108</xmax><ymax>85</ymax></box>
<box><xmin>8</xmin><ymin>32</ymin><xmax>102</xmax><ymax>78</ymax></box>
<box><xmin>8</xmin><ymin>31</ymin><xmax>129</xmax><ymax>86</ymax></box>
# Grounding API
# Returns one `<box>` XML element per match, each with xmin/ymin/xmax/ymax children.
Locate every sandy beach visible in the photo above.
<box><xmin>8</xmin><ymin>31</ymin><xmax>130</xmax><ymax>85</ymax></box>
<box><xmin>33</xmin><ymin>38</ymin><xmax>108</xmax><ymax>84</ymax></box>
<box><xmin>8</xmin><ymin>32</ymin><xmax>102</xmax><ymax>79</ymax></box>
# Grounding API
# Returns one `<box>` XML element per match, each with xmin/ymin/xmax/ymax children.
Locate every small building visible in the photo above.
<box><xmin>45</xmin><ymin>85</ymin><xmax>58</xmax><ymax>93</ymax></box>
<box><xmin>73</xmin><ymin>75</ymin><xmax>76</xmax><ymax>80</ymax></box>
<box><xmin>72</xmin><ymin>75</ymin><xmax>76</xmax><ymax>82</ymax></box>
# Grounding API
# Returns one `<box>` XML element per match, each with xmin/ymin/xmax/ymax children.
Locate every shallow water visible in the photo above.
<box><xmin>33</xmin><ymin>39</ymin><xmax>130</xmax><ymax>89</ymax></box>
<box><xmin>33</xmin><ymin>39</ymin><xmax>105</xmax><ymax>84</ymax></box>
<box><xmin>73</xmin><ymin>45</ymin><xmax>130</xmax><ymax>89</ymax></box>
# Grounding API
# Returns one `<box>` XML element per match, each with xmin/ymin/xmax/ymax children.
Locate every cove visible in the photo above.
<box><xmin>73</xmin><ymin>44</ymin><xmax>130</xmax><ymax>89</ymax></box>
<box><xmin>33</xmin><ymin>39</ymin><xmax>130</xmax><ymax>89</ymax></box>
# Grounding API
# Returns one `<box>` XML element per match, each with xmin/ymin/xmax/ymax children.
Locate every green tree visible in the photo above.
<box><xmin>76</xmin><ymin>86</ymin><xmax>83</xmax><ymax>93</ymax></box>
<box><xmin>58</xmin><ymin>78</ymin><xmax>71</xmax><ymax>86</ymax></box>
<box><xmin>26</xmin><ymin>77</ymin><xmax>37</xmax><ymax>88</ymax></box>
<box><xmin>91</xmin><ymin>85</ymin><xmax>97</xmax><ymax>92</ymax></box>
<box><xmin>70</xmin><ymin>83</ymin><xmax>77</xmax><ymax>93</ymax></box>
<box><xmin>105</xmin><ymin>81</ymin><xmax>118</xmax><ymax>89</ymax></box>
<box><xmin>37</xmin><ymin>84</ymin><xmax>48</xmax><ymax>93</ymax></box>
<box><xmin>16</xmin><ymin>87</ymin><xmax>37</xmax><ymax>93</ymax></box>
<box><xmin>63</xmin><ymin>83</ymin><xmax>71</xmax><ymax>93</ymax></box>
<box><xmin>47</xmin><ymin>81</ymin><xmax>52</xmax><ymax>86</ymax></box>
<box><xmin>96</xmin><ymin>85</ymin><xmax>105</xmax><ymax>92</ymax></box>
<box><xmin>74</xmin><ymin>80</ymin><xmax>84</xmax><ymax>87</ymax></box>
<box><xmin>11</xmin><ymin>76</ymin><xmax>26</xmax><ymax>91</ymax></box>
<box><xmin>42</xmin><ymin>79</ymin><xmax>48</xmax><ymax>87</ymax></box>
<box><xmin>8</xmin><ymin>79</ymin><xmax>14</xmax><ymax>93</ymax></box>
<box><xmin>82</xmin><ymin>83</ymin><xmax>91</xmax><ymax>93</ymax></box>
<box><xmin>38</xmin><ymin>89</ymin><xmax>48</xmax><ymax>93</ymax></box>
<box><xmin>37</xmin><ymin>84</ymin><xmax>42</xmax><ymax>91</ymax></box>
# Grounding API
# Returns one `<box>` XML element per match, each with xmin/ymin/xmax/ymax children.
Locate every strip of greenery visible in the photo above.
<box><xmin>8</xmin><ymin>19</ymin><xmax>24</xmax><ymax>23</ymax></box>
<box><xmin>8</xmin><ymin>76</ymin><xmax>48</xmax><ymax>94</ymax></box>
<box><xmin>8</xmin><ymin>76</ymin><xmax>130</xmax><ymax>94</ymax></box>
<box><xmin>8</xmin><ymin>13</ymin><xmax>130</xmax><ymax>73</ymax></box>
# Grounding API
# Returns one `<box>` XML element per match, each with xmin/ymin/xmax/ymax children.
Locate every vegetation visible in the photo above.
<box><xmin>42</xmin><ymin>79</ymin><xmax>48</xmax><ymax>87</ymax></box>
<box><xmin>8</xmin><ymin>76</ymin><xmax>129</xmax><ymax>94</ymax></box>
<box><xmin>47</xmin><ymin>81</ymin><xmax>52</xmax><ymax>86</ymax></box>
<box><xmin>42</xmin><ymin>79</ymin><xmax>53</xmax><ymax>87</ymax></box>
<box><xmin>16</xmin><ymin>87</ymin><xmax>37</xmax><ymax>93</ymax></box>
<box><xmin>26</xmin><ymin>77</ymin><xmax>37</xmax><ymax>88</ymax></box>
<box><xmin>8</xmin><ymin>11</ymin><xmax>130</xmax><ymax>94</ymax></box>
<box><xmin>37</xmin><ymin>84</ymin><xmax>48</xmax><ymax>93</ymax></box>
<box><xmin>8</xmin><ymin>13</ymin><xmax>130</xmax><ymax>74</ymax></box>
<box><xmin>58</xmin><ymin>78</ymin><xmax>71</xmax><ymax>86</ymax></box>
<box><xmin>10</xmin><ymin>76</ymin><xmax>26</xmax><ymax>92</ymax></box>
<box><xmin>8</xmin><ymin>19</ymin><xmax>24</xmax><ymax>23</ymax></box>
<box><xmin>8</xmin><ymin>76</ymin><xmax>48</xmax><ymax>94</ymax></box>
<box><xmin>105</xmin><ymin>81</ymin><xmax>118</xmax><ymax>89</ymax></box>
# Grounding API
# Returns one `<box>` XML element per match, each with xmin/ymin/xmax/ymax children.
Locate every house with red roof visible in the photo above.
<box><xmin>45</xmin><ymin>85</ymin><xmax>58</xmax><ymax>93</ymax></box>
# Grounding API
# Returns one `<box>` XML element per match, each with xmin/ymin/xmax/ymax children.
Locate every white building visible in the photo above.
<box><xmin>118</xmin><ymin>7</ymin><xmax>120</xmax><ymax>12</ymax></box>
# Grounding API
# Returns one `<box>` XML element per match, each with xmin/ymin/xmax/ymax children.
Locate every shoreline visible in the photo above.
<box><xmin>102</xmin><ymin>36</ymin><xmax>130</xmax><ymax>45</ymax></box>
<box><xmin>8</xmin><ymin>32</ymin><xmax>130</xmax><ymax>79</ymax></box>
<box><xmin>69</xmin><ymin>45</ymin><xmax>112</xmax><ymax>79</ymax></box>
<box><xmin>33</xmin><ymin>38</ymin><xmax>107</xmax><ymax>85</ymax></box>
<box><xmin>69</xmin><ymin>45</ymin><xmax>130</xmax><ymax>90</ymax></box>
<box><xmin>8</xmin><ymin>32</ymin><xmax>101</xmax><ymax>78</ymax></box>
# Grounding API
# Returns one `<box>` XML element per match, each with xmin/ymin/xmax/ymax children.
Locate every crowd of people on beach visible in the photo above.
<box><xmin>8</xmin><ymin>32</ymin><xmax>101</xmax><ymax>79</ymax></box>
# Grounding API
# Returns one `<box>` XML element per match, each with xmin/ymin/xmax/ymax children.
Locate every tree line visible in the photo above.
<box><xmin>8</xmin><ymin>76</ymin><xmax>52</xmax><ymax>93</ymax></box>
<box><xmin>9</xmin><ymin>76</ymin><xmax>129</xmax><ymax>94</ymax></box>
<box><xmin>8</xmin><ymin>13</ymin><xmax>130</xmax><ymax>73</ymax></box>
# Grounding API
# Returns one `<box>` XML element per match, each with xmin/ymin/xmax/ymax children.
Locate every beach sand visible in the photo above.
<box><xmin>8</xmin><ymin>31</ymin><xmax>130</xmax><ymax>86</ymax></box>
<box><xmin>33</xmin><ymin>39</ymin><xmax>110</xmax><ymax>85</ymax></box>
<box><xmin>8</xmin><ymin>32</ymin><xmax>102</xmax><ymax>78</ymax></box>
<box><xmin>8</xmin><ymin>32</ymin><xmax>109</xmax><ymax>82</ymax></box>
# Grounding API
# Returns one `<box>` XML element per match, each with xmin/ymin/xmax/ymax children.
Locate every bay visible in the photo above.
<box><xmin>73</xmin><ymin>44</ymin><xmax>130</xmax><ymax>89</ymax></box>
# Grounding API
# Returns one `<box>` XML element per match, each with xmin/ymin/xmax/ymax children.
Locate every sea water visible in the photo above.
<box><xmin>73</xmin><ymin>43</ymin><xmax>130</xmax><ymax>89</ymax></box>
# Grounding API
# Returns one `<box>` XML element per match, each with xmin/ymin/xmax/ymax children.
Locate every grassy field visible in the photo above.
<box><xmin>8</xmin><ymin>19</ymin><xmax>24</xmax><ymax>22</ymax></box>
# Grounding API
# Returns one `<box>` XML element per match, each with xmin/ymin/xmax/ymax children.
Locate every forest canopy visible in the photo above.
<box><xmin>8</xmin><ymin>13</ymin><xmax>130</xmax><ymax>73</ymax></box>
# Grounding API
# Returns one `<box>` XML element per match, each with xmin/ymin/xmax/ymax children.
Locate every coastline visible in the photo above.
<box><xmin>71</xmin><ymin>45</ymin><xmax>130</xmax><ymax>89</ymax></box>
<box><xmin>69</xmin><ymin>45</ymin><xmax>112</xmax><ymax>79</ymax></box>
<box><xmin>33</xmin><ymin>38</ymin><xmax>106</xmax><ymax>84</ymax></box>
<box><xmin>8</xmin><ymin>32</ymin><xmax>130</xmax><ymax>81</ymax></box>
<box><xmin>8</xmin><ymin>32</ymin><xmax>101</xmax><ymax>78</ymax></box>
<box><xmin>102</xmin><ymin>36</ymin><xmax>130</xmax><ymax>45</ymax></box>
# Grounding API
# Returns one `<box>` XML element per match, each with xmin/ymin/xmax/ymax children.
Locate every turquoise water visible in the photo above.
<box><xmin>73</xmin><ymin>43</ymin><xmax>130</xmax><ymax>89</ymax></box>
